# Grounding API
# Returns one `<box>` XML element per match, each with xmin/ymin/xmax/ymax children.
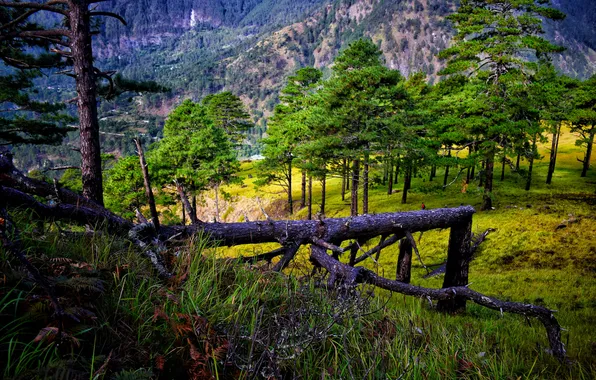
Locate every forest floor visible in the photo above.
<box><xmin>1</xmin><ymin>128</ymin><xmax>594</xmax><ymax>379</ymax></box>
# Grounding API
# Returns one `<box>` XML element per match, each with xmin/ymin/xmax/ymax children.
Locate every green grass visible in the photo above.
<box><xmin>1</xmin><ymin>128</ymin><xmax>594</xmax><ymax>378</ymax></box>
<box><xmin>215</xmin><ymin>128</ymin><xmax>596</xmax><ymax>377</ymax></box>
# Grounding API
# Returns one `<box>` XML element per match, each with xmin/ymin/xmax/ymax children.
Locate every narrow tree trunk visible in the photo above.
<box><xmin>307</xmin><ymin>175</ymin><xmax>313</xmax><ymax>220</ymax></box>
<box><xmin>515</xmin><ymin>153</ymin><xmax>521</xmax><ymax>171</ymax></box>
<box><xmin>443</xmin><ymin>148</ymin><xmax>451</xmax><ymax>189</ymax></box>
<box><xmin>182</xmin><ymin>203</ymin><xmax>186</xmax><ymax>225</ymax></box>
<box><xmin>351</xmin><ymin>159</ymin><xmax>360</xmax><ymax>216</ymax></box>
<box><xmin>479</xmin><ymin>161</ymin><xmax>485</xmax><ymax>187</ymax></box>
<box><xmin>287</xmin><ymin>161</ymin><xmax>293</xmax><ymax>214</ymax></box>
<box><xmin>382</xmin><ymin>156</ymin><xmax>388</xmax><ymax>185</ymax></box>
<box><xmin>481</xmin><ymin>150</ymin><xmax>494</xmax><ymax>211</ymax></box>
<box><xmin>320</xmin><ymin>173</ymin><xmax>326</xmax><ymax>216</ymax></box>
<box><xmin>214</xmin><ymin>183</ymin><xmax>220</xmax><ymax>222</ymax></box>
<box><xmin>401</xmin><ymin>165</ymin><xmax>412</xmax><ymax>205</ymax></box>
<box><xmin>387</xmin><ymin>157</ymin><xmax>394</xmax><ymax>195</ymax></box>
<box><xmin>341</xmin><ymin>158</ymin><xmax>347</xmax><ymax>201</ymax></box>
<box><xmin>394</xmin><ymin>158</ymin><xmax>400</xmax><ymax>185</ymax></box>
<box><xmin>300</xmin><ymin>170</ymin><xmax>306</xmax><ymax>208</ymax></box>
<box><xmin>363</xmin><ymin>152</ymin><xmax>369</xmax><ymax>214</ymax></box>
<box><xmin>192</xmin><ymin>194</ymin><xmax>197</xmax><ymax>222</ymax></box>
<box><xmin>134</xmin><ymin>138</ymin><xmax>159</xmax><ymax>232</ymax></box>
<box><xmin>546</xmin><ymin>124</ymin><xmax>560</xmax><ymax>184</ymax></box>
<box><xmin>526</xmin><ymin>134</ymin><xmax>538</xmax><ymax>191</ymax></box>
<box><xmin>500</xmin><ymin>155</ymin><xmax>506</xmax><ymax>182</ymax></box>
<box><xmin>175</xmin><ymin>181</ymin><xmax>198</xmax><ymax>225</ymax></box>
<box><xmin>71</xmin><ymin>1</ymin><xmax>103</xmax><ymax>205</ymax></box>
<box><xmin>581</xmin><ymin>130</ymin><xmax>594</xmax><ymax>178</ymax></box>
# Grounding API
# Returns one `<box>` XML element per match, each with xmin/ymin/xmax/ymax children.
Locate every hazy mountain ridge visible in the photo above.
<box><xmin>98</xmin><ymin>0</ymin><xmax>595</xmax><ymax>111</ymax></box>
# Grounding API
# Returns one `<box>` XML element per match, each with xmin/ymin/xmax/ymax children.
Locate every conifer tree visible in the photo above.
<box><xmin>439</xmin><ymin>0</ymin><xmax>565</xmax><ymax>210</ymax></box>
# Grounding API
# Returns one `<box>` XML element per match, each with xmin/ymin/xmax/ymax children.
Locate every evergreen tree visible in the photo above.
<box><xmin>0</xmin><ymin>5</ymin><xmax>72</xmax><ymax>146</ymax></box>
<box><xmin>439</xmin><ymin>0</ymin><xmax>565</xmax><ymax>210</ymax></box>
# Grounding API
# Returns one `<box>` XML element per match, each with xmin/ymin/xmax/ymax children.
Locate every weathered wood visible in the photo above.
<box><xmin>396</xmin><ymin>238</ymin><xmax>412</xmax><ymax>283</ymax></box>
<box><xmin>437</xmin><ymin>215</ymin><xmax>473</xmax><ymax>312</ymax></box>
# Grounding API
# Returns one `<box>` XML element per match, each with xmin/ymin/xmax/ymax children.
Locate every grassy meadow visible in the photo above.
<box><xmin>1</xmin><ymin>128</ymin><xmax>595</xmax><ymax>378</ymax></box>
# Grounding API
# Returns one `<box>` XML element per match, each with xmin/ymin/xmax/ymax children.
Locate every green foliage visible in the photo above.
<box><xmin>151</xmin><ymin>97</ymin><xmax>241</xmax><ymax>195</ymax></box>
<box><xmin>0</xmin><ymin>7</ymin><xmax>73</xmax><ymax>146</ymax></box>
<box><xmin>104</xmin><ymin>156</ymin><xmax>146</xmax><ymax>220</ymax></box>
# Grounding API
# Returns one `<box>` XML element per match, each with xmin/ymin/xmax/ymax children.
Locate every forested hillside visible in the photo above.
<box><xmin>10</xmin><ymin>0</ymin><xmax>596</xmax><ymax>170</ymax></box>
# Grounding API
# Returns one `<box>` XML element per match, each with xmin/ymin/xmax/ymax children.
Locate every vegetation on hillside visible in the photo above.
<box><xmin>0</xmin><ymin>0</ymin><xmax>595</xmax><ymax>379</ymax></box>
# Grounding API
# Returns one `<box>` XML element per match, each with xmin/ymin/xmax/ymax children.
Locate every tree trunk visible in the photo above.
<box><xmin>387</xmin><ymin>157</ymin><xmax>394</xmax><ymax>195</ymax></box>
<box><xmin>500</xmin><ymin>155</ymin><xmax>506</xmax><ymax>182</ymax></box>
<box><xmin>176</xmin><ymin>181</ymin><xmax>198</xmax><ymax>225</ymax></box>
<box><xmin>307</xmin><ymin>175</ymin><xmax>313</xmax><ymax>220</ymax></box>
<box><xmin>351</xmin><ymin>159</ymin><xmax>360</xmax><ymax>216</ymax></box>
<box><xmin>396</xmin><ymin>238</ymin><xmax>412</xmax><ymax>283</ymax></box>
<box><xmin>394</xmin><ymin>158</ymin><xmax>399</xmax><ymax>185</ymax></box>
<box><xmin>581</xmin><ymin>129</ymin><xmax>594</xmax><ymax>178</ymax></box>
<box><xmin>363</xmin><ymin>152</ymin><xmax>369</xmax><ymax>214</ymax></box>
<box><xmin>437</xmin><ymin>216</ymin><xmax>473</xmax><ymax>312</ymax></box>
<box><xmin>320</xmin><ymin>173</ymin><xmax>326</xmax><ymax>216</ymax></box>
<box><xmin>515</xmin><ymin>153</ymin><xmax>521</xmax><ymax>171</ymax></box>
<box><xmin>341</xmin><ymin>158</ymin><xmax>347</xmax><ymax>201</ymax></box>
<box><xmin>134</xmin><ymin>138</ymin><xmax>159</xmax><ymax>232</ymax></box>
<box><xmin>526</xmin><ymin>134</ymin><xmax>538</xmax><ymax>191</ymax></box>
<box><xmin>214</xmin><ymin>183</ymin><xmax>220</xmax><ymax>222</ymax></box>
<box><xmin>479</xmin><ymin>160</ymin><xmax>485</xmax><ymax>187</ymax></box>
<box><xmin>71</xmin><ymin>0</ymin><xmax>103</xmax><ymax>205</ymax></box>
<box><xmin>382</xmin><ymin>156</ymin><xmax>388</xmax><ymax>185</ymax></box>
<box><xmin>481</xmin><ymin>149</ymin><xmax>494</xmax><ymax>211</ymax></box>
<box><xmin>192</xmin><ymin>194</ymin><xmax>197</xmax><ymax>222</ymax></box>
<box><xmin>546</xmin><ymin>123</ymin><xmax>561</xmax><ymax>184</ymax></box>
<box><xmin>300</xmin><ymin>170</ymin><xmax>306</xmax><ymax>208</ymax></box>
<box><xmin>442</xmin><ymin>148</ymin><xmax>451</xmax><ymax>189</ymax></box>
<box><xmin>287</xmin><ymin>161</ymin><xmax>293</xmax><ymax>215</ymax></box>
<box><xmin>401</xmin><ymin>165</ymin><xmax>411</xmax><ymax>205</ymax></box>
<box><xmin>182</xmin><ymin>203</ymin><xmax>186</xmax><ymax>225</ymax></box>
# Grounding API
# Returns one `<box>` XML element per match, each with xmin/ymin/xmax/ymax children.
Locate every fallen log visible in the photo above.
<box><xmin>0</xmin><ymin>151</ymin><xmax>567</xmax><ymax>362</ymax></box>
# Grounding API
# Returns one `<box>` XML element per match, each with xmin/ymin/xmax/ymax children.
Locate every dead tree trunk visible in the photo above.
<box><xmin>437</xmin><ymin>215</ymin><xmax>472</xmax><ymax>312</ymax></box>
<box><xmin>134</xmin><ymin>138</ymin><xmax>159</xmax><ymax>232</ymax></box>
<box><xmin>396</xmin><ymin>238</ymin><xmax>412</xmax><ymax>283</ymax></box>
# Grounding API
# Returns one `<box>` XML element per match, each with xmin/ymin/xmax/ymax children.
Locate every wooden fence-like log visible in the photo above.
<box><xmin>438</xmin><ymin>215</ymin><xmax>473</xmax><ymax>312</ymax></box>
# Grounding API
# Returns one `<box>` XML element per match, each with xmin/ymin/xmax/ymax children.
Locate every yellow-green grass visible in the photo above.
<box><xmin>214</xmin><ymin>129</ymin><xmax>596</xmax><ymax>375</ymax></box>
